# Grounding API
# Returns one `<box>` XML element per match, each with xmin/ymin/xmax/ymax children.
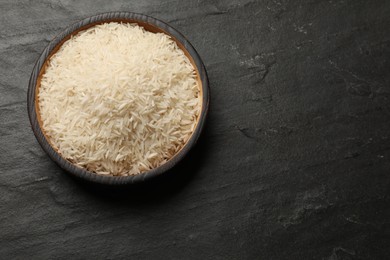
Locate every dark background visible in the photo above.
<box><xmin>1</xmin><ymin>0</ymin><xmax>389</xmax><ymax>259</ymax></box>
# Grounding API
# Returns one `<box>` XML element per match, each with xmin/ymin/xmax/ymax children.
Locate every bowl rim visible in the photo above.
<box><xmin>27</xmin><ymin>11</ymin><xmax>209</xmax><ymax>185</ymax></box>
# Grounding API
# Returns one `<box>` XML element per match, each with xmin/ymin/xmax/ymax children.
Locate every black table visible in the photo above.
<box><xmin>1</xmin><ymin>0</ymin><xmax>389</xmax><ymax>259</ymax></box>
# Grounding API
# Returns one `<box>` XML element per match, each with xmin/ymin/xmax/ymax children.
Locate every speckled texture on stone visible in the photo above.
<box><xmin>1</xmin><ymin>0</ymin><xmax>389</xmax><ymax>259</ymax></box>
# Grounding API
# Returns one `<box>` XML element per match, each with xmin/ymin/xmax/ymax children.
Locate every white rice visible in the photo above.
<box><xmin>38</xmin><ymin>22</ymin><xmax>200</xmax><ymax>176</ymax></box>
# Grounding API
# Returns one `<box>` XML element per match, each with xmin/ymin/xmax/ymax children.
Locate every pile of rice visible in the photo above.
<box><xmin>38</xmin><ymin>22</ymin><xmax>201</xmax><ymax>176</ymax></box>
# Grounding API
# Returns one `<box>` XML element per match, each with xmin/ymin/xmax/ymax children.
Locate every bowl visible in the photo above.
<box><xmin>27</xmin><ymin>12</ymin><xmax>209</xmax><ymax>185</ymax></box>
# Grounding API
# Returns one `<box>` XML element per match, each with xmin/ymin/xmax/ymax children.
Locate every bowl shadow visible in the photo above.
<box><xmin>65</xmin><ymin>120</ymin><xmax>211</xmax><ymax>206</ymax></box>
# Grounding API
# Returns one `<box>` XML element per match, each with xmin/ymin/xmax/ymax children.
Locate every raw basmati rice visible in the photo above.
<box><xmin>38</xmin><ymin>22</ymin><xmax>201</xmax><ymax>176</ymax></box>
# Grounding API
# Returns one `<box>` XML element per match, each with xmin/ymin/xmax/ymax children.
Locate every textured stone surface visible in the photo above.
<box><xmin>1</xmin><ymin>0</ymin><xmax>390</xmax><ymax>259</ymax></box>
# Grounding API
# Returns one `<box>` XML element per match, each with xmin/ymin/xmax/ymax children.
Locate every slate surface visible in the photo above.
<box><xmin>1</xmin><ymin>0</ymin><xmax>389</xmax><ymax>259</ymax></box>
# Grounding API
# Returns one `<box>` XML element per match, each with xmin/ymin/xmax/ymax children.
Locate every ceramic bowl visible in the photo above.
<box><xmin>27</xmin><ymin>12</ymin><xmax>209</xmax><ymax>185</ymax></box>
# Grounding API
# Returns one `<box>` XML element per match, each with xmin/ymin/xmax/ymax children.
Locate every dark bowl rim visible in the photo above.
<box><xmin>27</xmin><ymin>11</ymin><xmax>209</xmax><ymax>186</ymax></box>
